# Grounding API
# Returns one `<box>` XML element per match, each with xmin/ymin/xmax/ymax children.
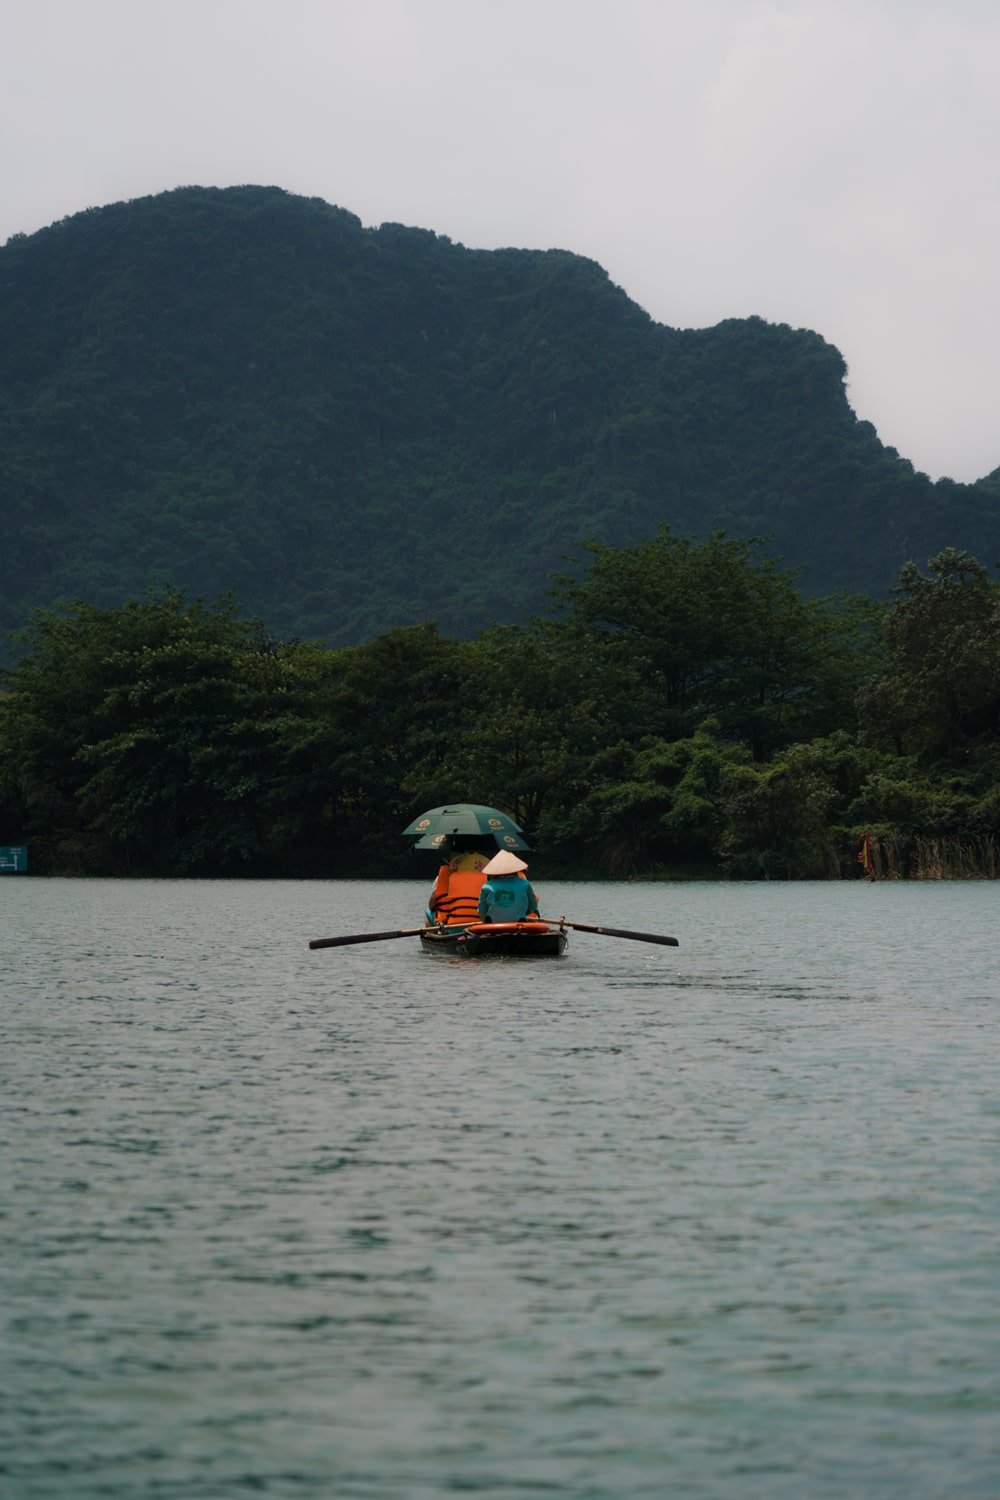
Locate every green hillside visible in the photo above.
<box><xmin>1</xmin><ymin>184</ymin><xmax>997</xmax><ymax>652</ymax></box>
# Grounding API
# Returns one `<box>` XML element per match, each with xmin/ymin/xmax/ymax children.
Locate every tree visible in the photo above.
<box><xmin>311</xmin><ymin>624</ymin><xmax>480</xmax><ymax>867</ymax></box>
<box><xmin>542</xmin><ymin>720</ymin><xmax>749</xmax><ymax>876</ymax></box>
<box><xmin>858</xmin><ymin>549</ymin><xmax>1000</xmax><ymax>758</ymax></box>
<box><xmin>718</xmin><ymin>740</ymin><xmax>840</xmax><ymax>879</ymax></box>
<box><xmin>0</xmin><ymin>591</ymin><xmax>323</xmax><ymax>873</ymax></box>
<box><xmin>551</xmin><ymin>527</ymin><xmax>862</xmax><ymax>757</ymax></box>
<box><xmin>401</xmin><ymin>620</ymin><xmax>618</xmax><ymax>839</ymax></box>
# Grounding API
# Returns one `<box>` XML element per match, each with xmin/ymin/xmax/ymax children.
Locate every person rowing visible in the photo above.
<box><xmin>476</xmin><ymin>850</ymin><xmax>540</xmax><ymax>924</ymax></box>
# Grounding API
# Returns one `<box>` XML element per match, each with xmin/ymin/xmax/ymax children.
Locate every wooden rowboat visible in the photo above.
<box><xmin>420</xmin><ymin>921</ymin><xmax>568</xmax><ymax>958</ymax></box>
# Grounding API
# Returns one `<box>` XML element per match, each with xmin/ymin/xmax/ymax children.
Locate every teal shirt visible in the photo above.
<box><xmin>477</xmin><ymin>874</ymin><xmax>537</xmax><ymax>923</ymax></box>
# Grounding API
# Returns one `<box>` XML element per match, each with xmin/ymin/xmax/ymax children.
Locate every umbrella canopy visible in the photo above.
<box><xmin>402</xmin><ymin>803</ymin><xmax>531</xmax><ymax>852</ymax></box>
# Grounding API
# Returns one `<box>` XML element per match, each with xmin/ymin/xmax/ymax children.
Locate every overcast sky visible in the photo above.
<box><xmin>4</xmin><ymin>0</ymin><xmax>998</xmax><ymax>482</ymax></box>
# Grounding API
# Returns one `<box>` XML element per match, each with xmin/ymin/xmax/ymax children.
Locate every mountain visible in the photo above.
<box><xmin>1</xmin><ymin>184</ymin><xmax>997</xmax><ymax>653</ymax></box>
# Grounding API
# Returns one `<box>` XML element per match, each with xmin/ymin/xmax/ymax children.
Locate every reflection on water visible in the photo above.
<box><xmin>2</xmin><ymin>877</ymin><xmax>998</xmax><ymax>1498</ymax></box>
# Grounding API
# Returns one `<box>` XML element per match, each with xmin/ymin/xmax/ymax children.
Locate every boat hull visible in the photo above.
<box><xmin>420</xmin><ymin>921</ymin><xmax>567</xmax><ymax>958</ymax></box>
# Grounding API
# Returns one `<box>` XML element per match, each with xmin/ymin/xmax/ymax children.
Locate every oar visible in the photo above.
<box><xmin>309</xmin><ymin>927</ymin><xmax>429</xmax><ymax>950</ymax></box>
<box><xmin>541</xmin><ymin>918</ymin><xmax>679</xmax><ymax>947</ymax></box>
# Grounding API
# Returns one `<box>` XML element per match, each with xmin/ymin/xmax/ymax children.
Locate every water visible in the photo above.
<box><xmin>2</xmin><ymin>877</ymin><xmax>998</xmax><ymax>1499</ymax></box>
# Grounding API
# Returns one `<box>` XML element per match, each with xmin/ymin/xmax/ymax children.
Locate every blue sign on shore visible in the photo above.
<box><xmin>0</xmin><ymin>846</ymin><xmax>28</xmax><ymax>873</ymax></box>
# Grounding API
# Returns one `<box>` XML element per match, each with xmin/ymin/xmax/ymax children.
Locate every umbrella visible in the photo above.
<box><xmin>401</xmin><ymin>803</ymin><xmax>531</xmax><ymax>852</ymax></box>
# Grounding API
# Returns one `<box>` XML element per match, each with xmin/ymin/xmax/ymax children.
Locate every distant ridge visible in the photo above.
<box><xmin>1</xmin><ymin>184</ymin><xmax>997</xmax><ymax>651</ymax></box>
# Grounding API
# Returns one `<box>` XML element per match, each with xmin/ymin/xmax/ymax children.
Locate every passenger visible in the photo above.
<box><xmin>477</xmin><ymin>851</ymin><xmax>540</xmax><ymax>924</ymax></box>
<box><xmin>426</xmin><ymin>840</ymin><xmax>454</xmax><ymax>922</ymax></box>
<box><xmin>427</xmin><ymin>839</ymin><xmax>491</xmax><ymax>926</ymax></box>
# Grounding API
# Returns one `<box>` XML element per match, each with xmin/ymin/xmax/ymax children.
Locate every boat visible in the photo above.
<box><xmin>420</xmin><ymin>921</ymin><xmax>568</xmax><ymax>958</ymax></box>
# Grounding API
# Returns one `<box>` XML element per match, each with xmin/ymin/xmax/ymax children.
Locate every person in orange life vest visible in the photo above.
<box><xmin>477</xmin><ymin>850</ymin><xmax>540</xmax><ymax>924</ymax></box>
<box><xmin>426</xmin><ymin>836</ymin><xmax>463</xmax><ymax>919</ymax></box>
<box><xmin>426</xmin><ymin>838</ymin><xmax>491</xmax><ymax>926</ymax></box>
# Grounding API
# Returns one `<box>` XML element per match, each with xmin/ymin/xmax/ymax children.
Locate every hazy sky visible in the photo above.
<box><xmin>4</xmin><ymin>0</ymin><xmax>998</xmax><ymax>481</ymax></box>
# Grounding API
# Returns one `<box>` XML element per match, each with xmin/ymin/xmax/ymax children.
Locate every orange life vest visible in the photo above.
<box><xmin>433</xmin><ymin>852</ymin><xmax>489</xmax><ymax>925</ymax></box>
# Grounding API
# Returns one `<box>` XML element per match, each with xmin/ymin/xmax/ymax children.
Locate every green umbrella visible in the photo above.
<box><xmin>401</xmin><ymin>803</ymin><xmax>531</xmax><ymax>852</ymax></box>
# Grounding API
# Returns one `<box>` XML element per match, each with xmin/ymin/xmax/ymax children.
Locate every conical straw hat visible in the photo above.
<box><xmin>483</xmin><ymin>850</ymin><xmax>528</xmax><ymax>876</ymax></box>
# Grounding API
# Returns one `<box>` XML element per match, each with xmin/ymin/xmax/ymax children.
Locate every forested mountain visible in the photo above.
<box><xmin>2</xmin><ymin>184</ymin><xmax>998</xmax><ymax>654</ymax></box>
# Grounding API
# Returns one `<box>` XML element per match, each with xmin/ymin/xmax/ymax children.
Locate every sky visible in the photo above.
<box><xmin>4</xmin><ymin>0</ymin><xmax>999</xmax><ymax>483</ymax></box>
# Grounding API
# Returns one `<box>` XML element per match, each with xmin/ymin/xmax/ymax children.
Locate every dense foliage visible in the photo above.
<box><xmin>3</xmin><ymin>185</ymin><xmax>998</xmax><ymax>661</ymax></box>
<box><xmin>3</xmin><ymin>535</ymin><xmax>997</xmax><ymax>880</ymax></box>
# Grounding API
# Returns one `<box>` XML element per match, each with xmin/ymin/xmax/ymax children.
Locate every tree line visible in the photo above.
<box><xmin>2</xmin><ymin>529</ymin><xmax>998</xmax><ymax>879</ymax></box>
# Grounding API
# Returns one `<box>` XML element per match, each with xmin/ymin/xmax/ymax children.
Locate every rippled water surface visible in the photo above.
<box><xmin>3</xmin><ymin>877</ymin><xmax>998</xmax><ymax>1498</ymax></box>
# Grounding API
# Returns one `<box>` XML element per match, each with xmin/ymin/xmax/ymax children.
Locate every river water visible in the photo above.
<box><xmin>2</xmin><ymin>877</ymin><xmax>998</xmax><ymax>1499</ymax></box>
